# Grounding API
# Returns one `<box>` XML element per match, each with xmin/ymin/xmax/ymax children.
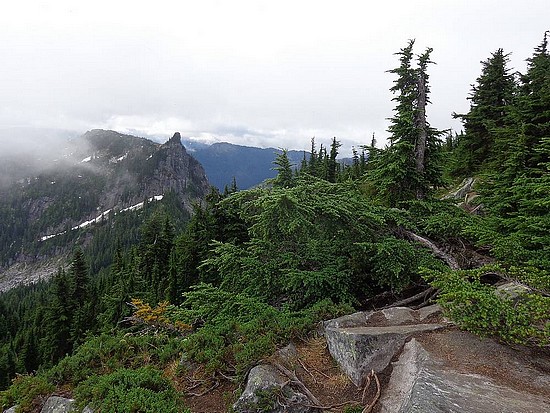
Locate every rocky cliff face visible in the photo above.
<box><xmin>140</xmin><ymin>132</ymin><xmax>210</xmax><ymax>209</ymax></box>
<box><xmin>0</xmin><ymin>130</ymin><xmax>211</xmax><ymax>291</ymax></box>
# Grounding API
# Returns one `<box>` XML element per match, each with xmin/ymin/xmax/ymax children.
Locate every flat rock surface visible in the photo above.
<box><xmin>415</xmin><ymin>329</ymin><xmax>550</xmax><ymax>396</ymax></box>
<box><xmin>324</xmin><ymin>306</ymin><xmax>448</xmax><ymax>386</ymax></box>
<box><xmin>378</xmin><ymin>335</ymin><xmax>550</xmax><ymax>413</ymax></box>
<box><xmin>335</xmin><ymin>323</ymin><xmax>445</xmax><ymax>336</ymax></box>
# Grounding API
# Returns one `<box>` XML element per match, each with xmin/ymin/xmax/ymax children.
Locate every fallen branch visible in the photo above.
<box><xmin>401</xmin><ymin>229</ymin><xmax>460</xmax><ymax>270</ymax></box>
<box><xmin>362</xmin><ymin>370</ymin><xmax>381</xmax><ymax>413</ymax></box>
<box><xmin>274</xmin><ymin>362</ymin><xmax>322</xmax><ymax>407</ymax></box>
<box><xmin>297</xmin><ymin>357</ymin><xmax>316</xmax><ymax>382</ymax></box>
<box><xmin>361</xmin><ymin>373</ymin><xmax>372</xmax><ymax>404</ymax></box>
<box><xmin>383</xmin><ymin>287</ymin><xmax>435</xmax><ymax>309</ymax></box>
<box><xmin>300</xmin><ymin>400</ymin><xmax>362</xmax><ymax>410</ymax></box>
<box><xmin>185</xmin><ymin>380</ymin><xmax>220</xmax><ymax>397</ymax></box>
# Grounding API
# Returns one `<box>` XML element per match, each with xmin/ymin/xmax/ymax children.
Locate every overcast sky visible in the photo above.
<box><xmin>1</xmin><ymin>1</ymin><xmax>548</xmax><ymax>153</ymax></box>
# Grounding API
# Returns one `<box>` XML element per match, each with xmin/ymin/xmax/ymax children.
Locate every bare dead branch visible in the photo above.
<box><xmin>185</xmin><ymin>380</ymin><xmax>220</xmax><ymax>397</ymax></box>
<box><xmin>401</xmin><ymin>229</ymin><xmax>460</xmax><ymax>270</ymax></box>
<box><xmin>383</xmin><ymin>287</ymin><xmax>435</xmax><ymax>309</ymax></box>
<box><xmin>274</xmin><ymin>362</ymin><xmax>322</xmax><ymax>407</ymax></box>
<box><xmin>362</xmin><ymin>370</ymin><xmax>381</xmax><ymax>413</ymax></box>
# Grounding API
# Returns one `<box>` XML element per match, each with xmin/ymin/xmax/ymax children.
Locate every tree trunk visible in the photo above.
<box><xmin>415</xmin><ymin>71</ymin><xmax>428</xmax><ymax>199</ymax></box>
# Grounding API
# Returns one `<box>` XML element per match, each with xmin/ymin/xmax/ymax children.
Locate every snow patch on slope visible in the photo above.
<box><xmin>39</xmin><ymin>195</ymin><xmax>164</xmax><ymax>242</ymax></box>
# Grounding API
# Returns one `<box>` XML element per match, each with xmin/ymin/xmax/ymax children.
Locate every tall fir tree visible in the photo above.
<box><xmin>68</xmin><ymin>248</ymin><xmax>91</xmax><ymax>348</ymax></box>
<box><xmin>272</xmin><ymin>149</ymin><xmax>294</xmax><ymax>188</ymax></box>
<box><xmin>517</xmin><ymin>31</ymin><xmax>550</xmax><ymax>175</ymax></box>
<box><xmin>41</xmin><ymin>268</ymin><xmax>72</xmax><ymax>365</ymax></box>
<box><xmin>367</xmin><ymin>40</ymin><xmax>444</xmax><ymax>206</ymax></box>
<box><xmin>451</xmin><ymin>48</ymin><xmax>517</xmax><ymax>177</ymax></box>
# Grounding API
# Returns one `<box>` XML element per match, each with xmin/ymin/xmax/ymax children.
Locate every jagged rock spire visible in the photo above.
<box><xmin>169</xmin><ymin>132</ymin><xmax>182</xmax><ymax>144</ymax></box>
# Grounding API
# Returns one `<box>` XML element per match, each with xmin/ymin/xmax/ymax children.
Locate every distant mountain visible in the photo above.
<box><xmin>191</xmin><ymin>142</ymin><xmax>306</xmax><ymax>190</ymax></box>
<box><xmin>0</xmin><ymin>129</ymin><xmax>210</xmax><ymax>291</ymax></box>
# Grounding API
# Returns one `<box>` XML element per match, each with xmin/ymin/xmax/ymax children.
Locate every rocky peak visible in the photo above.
<box><xmin>149</xmin><ymin>132</ymin><xmax>210</xmax><ymax>207</ymax></box>
<box><xmin>167</xmin><ymin>132</ymin><xmax>182</xmax><ymax>145</ymax></box>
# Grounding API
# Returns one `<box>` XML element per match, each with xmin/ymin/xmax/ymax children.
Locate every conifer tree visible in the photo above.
<box><xmin>272</xmin><ymin>149</ymin><xmax>294</xmax><ymax>188</ymax></box>
<box><xmin>517</xmin><ymin>31</ymin><xmax>550</xmax><ymax>174</ymax></box>
<box><xmin>452</xmin><ymin>48</ymin><xmax>517</xmax><ymax>176</ymax></box>
<box><xmin>68</xmin><ymin>248</ymin><xmax>91</xmax><ymax>347</ymax></box>
<box><xmin>327</xmin><ymin>137</ymin><xmax>341</xmax><ymax>183</ymax></box>
<box><xmin>307</xmin><ymin>137</ymin><xmax>317</xmax><ymax>175</ymax></box>
<box><xmin>367</xmin><ymin>40</ymin><xmax>443</xmax><ymax>205</ymax></box>
<box><xmin>473</xmin><ymin>33</ymin><xmax>550</xmax><ymax>270</ymax></box>
<box><xmin>41</xmin><ymin>268</ymin><xmax>72</xmax><ymax>365</ymax></box>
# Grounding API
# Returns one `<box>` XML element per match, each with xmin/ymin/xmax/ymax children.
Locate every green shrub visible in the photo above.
<box><xmin>0</xmin><ymin>374</ymin><xmax>54</xmax><ymax>413</ymax></box>
<box><xmin>74</xmin><ymin>367</ymin><xmax>188</xmax><ymax>413</ymax></box>
<box><xmin>425</xmin><ymin>266</ymin><xmax>550</xmax><ymax>346</ymax></box>
<box><xmin>46</xmin><ymin>333</ymin><xmax>183</xmax><ymax>386</ymax></box>
<box><xmin>171</xmin><ymin>284</ymin><xmax>350</xmax><ymax>377</ymax></box>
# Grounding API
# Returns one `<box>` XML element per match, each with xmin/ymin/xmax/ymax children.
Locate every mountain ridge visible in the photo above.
<box><xmin>0</xmin><ymin>130</ymin><xmax>210</xmax><ymax>291</ymax></box>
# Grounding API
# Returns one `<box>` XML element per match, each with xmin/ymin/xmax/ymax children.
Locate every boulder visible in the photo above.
<box><xmin>417</xmin><ymin>303</ymin><xmax>443</xmax><ymax>322</ymax></box>
<box><xmin>3</xmin><ymin>406</ymin><xmax>18</xmax><ymax>413</ymax></box>
<box><xmin>275</xmin><ymin>342</ymin><xmax>298</xmax><ymax>365</ymax></box>
<box><xmin>376</xmin><ymin>307</ymin><xmax>416</xmax><ymax>324</ymax></box>
<box><xmin>443</xmin><ymin>177</ymin><xmax>476</xmax><ymax>200</ymax></box>
<box><xmin>495</xmin><ymin>281</ymin><xmax>532</xmax><ymax>300</ymax></box>
<box><xmin>233</xmin><ymin>364</ymin><xmax>320</xmax><ymax>413</ymax></box>
<box><xmin>324</xmin><ymin>305</ymin><xmax>446</xmax><ymax>386</ymax></box>
<box><xmin>325</xmin><ymin>323</ymin><xmax>445</xmax><ymax>386</ymax></box>
<box><xmin>40</xmin><ymin>396</ymin><xmax>76</xmax><ymax>413</ymax></box>
<box><xmin>378</xmin><ymin>338</ymin><xmax>550</xmax><ymax>413</ymax></box>
<box><xmin>323</xmin><ymin>311</ymin><xmax>368</xmax><ymax>329</ymax></box>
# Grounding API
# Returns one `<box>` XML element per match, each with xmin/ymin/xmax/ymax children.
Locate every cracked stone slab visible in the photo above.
<box><xmin>379</xmin><ymin>339</ymin><xmax>550</xmax><ymax>413</ymax></box>
<box><xmin>325</xmin><ymin>323</ymin><xmax>445</xmax><ymax>386</ymax></box>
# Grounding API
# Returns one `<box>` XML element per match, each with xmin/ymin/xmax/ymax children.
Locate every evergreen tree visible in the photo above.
<box><xmin>517</xmin><ymin>31</ymin><xmax>550</xmax><ymax>174</ymax></box>
<box><xmin>307</xmin><ymin>137</ymin><xmax>317</xmax><ymax>175</ymax></box>
<box><xmin>272</xmin><ymin>149</ymin><xmax>294</xmax><ymax>188</ymax></box>
<box><xmin>367</xmin><ymin>40</ymin><xmax>444</xmax><ymax>205</ymax></box>
<box><xmin>327</xmin><ymin>137</ymin><xmax>341</xmax><ymax>183</ymax></box>
<box><xmin>41</xmin><ymin>268</ymin><xmax>72</xmax><ymax>365</ymax></box>
<box><xmin>452</xmin><ymin>48</ymin><xmax>517</xmax><ymax>176</ymax></box>
<box><xmin>138</xmin><ymin>212</ymin><xmax>175</xmax><ymax>303</ymax></box>
<box><xmin>477</xmin><ymin>32</ymin><xmax>550</xmax><ymax>270</ymax></box>
<box><xmin>68</xmin><ymin>248</ymin><xmax>91</xmax><ymax>348</ymax></box>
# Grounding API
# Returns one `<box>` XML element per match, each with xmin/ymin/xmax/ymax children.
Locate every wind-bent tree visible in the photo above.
<box><xmin>368</xmin><ymin>40</ymin><xmax>444</xmax><ymax>206</ymax></box>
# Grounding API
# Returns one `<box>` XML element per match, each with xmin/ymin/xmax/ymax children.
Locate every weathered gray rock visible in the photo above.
<box><xmin>82</xmin><ymin>406</ymin><xmax>95</xmax><ymax>413</ymax></box>
<box><xmin>324</xmin><ymin>311</ymin><xmax>368</xmax><ymax>329</ymax></box>
<box><xmin>233</xmin><ymin>365</ymin><xmax>320</xmax><ymax>413</ymax></box>
<box><xmin>377</xmin><ymin>307</ymin><xmax>416</xmax><ymax>324</ymax></box>
<box><xmin>495</xmin><ymin>281</ymin><xmax>531</xmax><ymax>300</ymax></box>
<box><xmin>40</xmin><ymin>396</ymin><xmax>76</xmax><ymax>413</ymax></box>
<box><xmin>443</xmin><ymin>177</ymin><xmax>476</xmax><ymax>200</ymax></box>
<box><xmin>3</xmin><ymin>406</ymin><xmax>18</xmax><ymax>413</ymax></box>
<box><xmin>417</xmin><ymin>303</ymin><xmax>442</xmax><ymax>322</ymax></box>
<box><xmin>275</xmin><ymin>342</ymin><xmax>298</xmax><ymax>365</ymax></box>
<box><xmin>324</xmin><ymin>305</ymin><xmax>446</xmax><ymax>386</ymax></box>
<box><xmin>326</xmin><ymin>305</ymin><xmax>443</xmax><ymax>331</ymax></box>
<box><xmin>325</xmin><ymin>323</ymin><xmax>445</xmax><ymax>386</ymax></box>
<box><xmin>379</xmin><ymin>339</ymin><xmax>550</xmax><ymax>413</ymax></box>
